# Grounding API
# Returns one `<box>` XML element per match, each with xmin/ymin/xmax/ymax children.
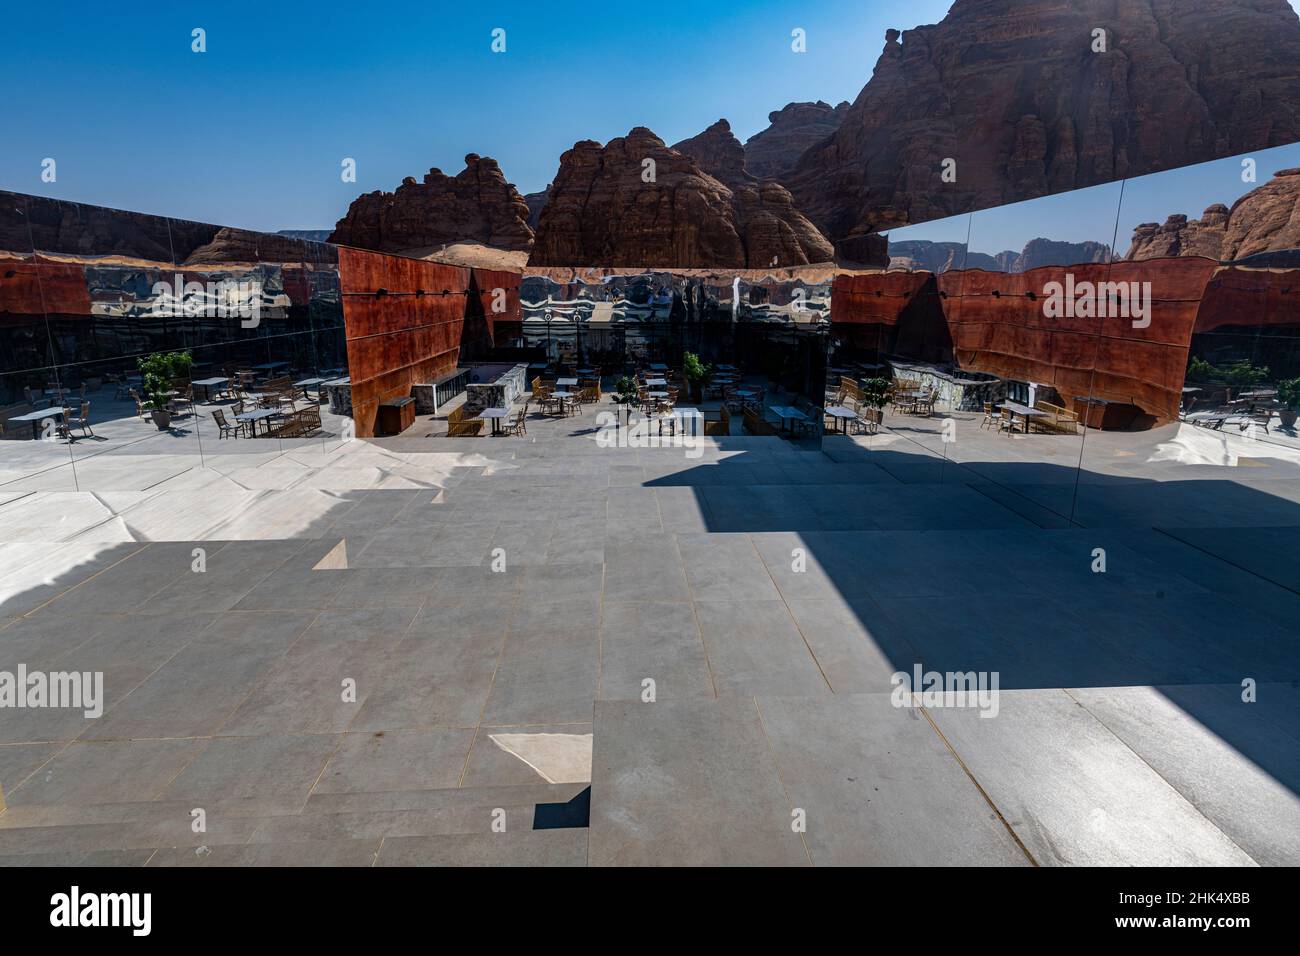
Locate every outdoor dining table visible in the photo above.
<box><xmin>645</xmin><ymin>377</ymin><xmax>667</xmax><ymax>387</ymax></box>
<box><xmin>769</xmin><ymin>405</ymin><xmax>809</xmax><ymax>433</ymax></box>
<box><xmin>1000</xmin><ymin>400</ymin><xmax>1048</xmax><ymax>433</ymax></box>
<box><xmin>191</xmin><ymin>377</ymin><xmax>228</xmax><ymax>401</ymax></box>
<box><xmin>824</xmin><ymin>405</ymin><xmax>856</xmax><ymax>433</ymax></box>
<box><xmin>8</xmin><ymin>406</ymin><xmax>64</xmax><ymax>439</ymax></box>
<box><xmin>294</xmin><ymin>377</ymin><xmax>327</xmax><ymax>401</ymax></box>
<box><xmin>716</xmin><ymin>364</ymin><xmax>737</xmax><ymax>372</ymax></box>
<box><xmin>648</xmin><ymin>363</ymin><xmax>668</xmax><ymax>371</ymax></box>
<box><xmin>252</xmin><ymin>361</ymin><xmax>288</xmax><ymax>372</ymax></box>
<box><xmin>556</xmin><ymin>377</ymin><xmax>578</xmax><ymax>388</ymax></box>
<box><xmin>551</xmin><ymin>390</ymin><xmax>574</xmax><ymax>415</ymax></box>
<box><xmin>481</xmin><ymin>407</ymin><xmax>510</xmax><ymax>436</ymax></box>
<box><xmin>234</xmin><ymin>407</ymin><xmax>282</xmax><ymax>436</ymax></box>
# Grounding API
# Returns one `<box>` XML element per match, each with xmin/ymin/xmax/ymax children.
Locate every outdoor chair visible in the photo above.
<box><xmin>211</xmin><ymin>407</ymin><xmax>246</xmax><ymax>438</ymax></box>
<box><xmin>61</xmin><ymin>402</ymin><xmax>94</xmax><ymax>438</ymax></box>
<box><xmin>1240</xmin><ymin>409</ymin><xmax>1272</xmax><ymax>434</ymax></box>
<box><xmin>852</xmin><ymin>406</ymin><xmax>881</xmax><ymax>435</ymax></box>
<box><xmin>504</xmin><ymin>405</ymin><xmax>528</xmax><ymax>436</ymax></box>
<box><xmin>129</xmin><ymin>388</ymin><xmax>150</xmax><ymax>420</ymax></box>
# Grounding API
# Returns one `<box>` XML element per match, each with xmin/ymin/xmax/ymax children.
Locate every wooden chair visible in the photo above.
<box><xmin>703</xmin><ymin>405</ymin><xmax>730</xmax><ymax>436</ymax></box>
<box><xmin>504</xmin><ymin>404</ymin><xmax>528</xmax><ymax>436</ymax></box>
<box><xmin>979</xmin><ymin>402</ymin><xmax>998</xmax><ymax>430</ymax></box>
<box><xmin>211</xmin><ymin>407</ymin><xmax>246</xmax><ymax>438</ymax></box>
<box><xmin>129</xmin><ymin>388</ymin><xmax>149</xmax><ymax>420</ymax></box>
<box><xmin>853</xmin><ymin>406</ymin><xmax>882</xmax><ymax>435</ymax></box>
<box><xmin>742</xmin><ymin>406</ymin><xmax>779</xmax><ymax>435</ymax></box>
<box><xmin>62</xmin><ymin>402</ymin><xmax>94</xmax><ymax>438</ymax></box>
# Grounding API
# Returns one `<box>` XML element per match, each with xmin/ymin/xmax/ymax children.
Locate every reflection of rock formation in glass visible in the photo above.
<box><xmin>889</xmin><ymin>238</ymin><xmax>1112</xmax><ymax>274</ymax></box>
<box><xmin>786</xmin><ymin>1</ymin><xmax>1300</xmax><ymax>254</ymax></box>
<box><xmin>329</xmin><ymin>154</ymin><xmax>534</xmax><ymax>255</ymax></box>
<box><xmin>1127</xmin><ymin>168</ymin><xmax>1300</xmax><ymax>264</ymax></box>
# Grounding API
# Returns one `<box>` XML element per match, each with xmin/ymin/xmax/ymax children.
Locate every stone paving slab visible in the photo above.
<box><xmin>925</xmin><ymin>689</ymin><xmax>1259</xmax><ymax>866</ymax></box>
<box><xmin>589</xmin><ymin>698</ymin><xmax>809</xmax><ymax>866</ymax></box>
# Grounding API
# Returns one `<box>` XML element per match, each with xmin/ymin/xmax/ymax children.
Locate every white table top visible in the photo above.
<box><xmin>647</xmin><ymin>391</ymin><xmax>669</xmax><ymax>398</ymax></box>
<box><xmin>825</xmin><ymin>406</ymin><xmax>856</xmax><ymax>418</ymax></box>
<box><xmin>1001</xmin><ymin>401</ymin><xmax>1047</xmax><ymax>417</ymax></box>
<box><xmin>294</xmin><ymin>377</ymin><xmax>326</xmax><ymax>387</ymax></box>
<box><xmin>556</xmin><ymin>378</ymin><xmax>578</xmax><ymax>386</ymax></box>
<box><xmin>645</xmin><ymin>378</ymin><xmax>668</xmax><ymax>387</ymax></box>
<box><xmin>770</xmin><ymin>406</ymin><xmax>809</xmax><ymax>420</ymax></box>
<box><xmin>648</xmin><ymin>364</ymin><xmax>668</xmax><ymax>371</ymax></box>
<box><xmin>9</xmin><ymin>407</ymin><xmax>63</xmax><ymax>422</ymax></box>
<box><xmin>235</xmin><ymin>408</ymin><xmax>281</xmax><ymax>421</ymax></box>
<box><xmin>192</xmin><ymin>377</ymin><xmax>229</xmax><ymax>386</ymax></box>
<box><xmin>551</xmin><ymin>391</ymin><xmax>573</xmax><ymax>398</ymax></box>
<box><xmin>481</xmin><ymin>408</ymin><xmax>510</xmax><ymax>419</ymax></box>
<box><xmin>674</xmin><ymin>407</ymin><xmax>702</xmax><ymax>417</ymax></box>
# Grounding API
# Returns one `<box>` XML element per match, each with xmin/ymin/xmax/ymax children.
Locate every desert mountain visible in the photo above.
<box><xmin>786</xmin><ymin>0</ymin><xmax>1300</xmax><ymax>258</ymax></box>
<box><xmin>1127</xmin><ymin>167</ymin><xmax>1300</xmax><ymax>262</ymax></box>
<box><xmin>743</xmin><ymin>101</ymin><xmax>850</xmax><ymax>184</ymax></box>
<box><xmin>529</xmin><ymin>126</ymin><xmax>837</xmax><ymax>269</ymax></box>
<box><xmin>328</xmin><ymin>154</ymin><xmax>534</xmax><ymax>255</ymax></box>
<box><xmin>889</xmin><ymin>237</ymin><xmax>1111</xmax><ymax>273</ymax></box>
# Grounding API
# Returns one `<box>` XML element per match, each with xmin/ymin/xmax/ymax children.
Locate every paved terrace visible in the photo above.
<box><xmin>0</xmin><ymin>389</ymin><xmax>1298</xmax><ymax>865</ymax></box>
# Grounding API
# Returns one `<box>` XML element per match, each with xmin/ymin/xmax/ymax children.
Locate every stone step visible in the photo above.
<box><xmin>302</xmin><ymin>782</ymin><xmax>588</xmax><ymax>815</ymax></box>
<box><xmin>374</xmin><ymin>829</ymin><xmax>587</xmax><ymax>866</ymax></box>
<box><xmin>0</xmin><ymin>784</ymin><xmax>590</xmax><ymax>860</ymax></box>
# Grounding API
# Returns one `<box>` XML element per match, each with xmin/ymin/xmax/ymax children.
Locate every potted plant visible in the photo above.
<box><xmin>1277</xmin><ymin>378</ymin><xmax>1300</xmax><ymax>428</ymax></box>
<box><xmin>137</xmin><ymin>350</ymin><xmax>192</xmax><ymax>430</ymax></box>
<box><xmin>861</xmin><ymin>377</ymin><xmax>890</xmax><ymax>409</ymax></box>
<box><xmin>613</xmin><ymin>375</ymin><xmax>640</xmax><ymax>426</ymax></box>
<box><xmin>682</xmin><ymin>351</ymin><xmax>713</xmax><ymax>403</ymax></box>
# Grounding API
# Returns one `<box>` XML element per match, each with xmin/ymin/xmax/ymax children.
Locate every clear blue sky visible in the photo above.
<box><xmin>3</xmin><ymin>0</ymin><xmax>953</xmax><ymax>232</ymax></box>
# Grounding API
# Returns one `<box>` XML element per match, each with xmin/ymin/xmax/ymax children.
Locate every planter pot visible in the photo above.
<box><xmin>150</xmin><ymin>408</ymin><xmax>173</xmax><ymax>430</ymax></box>
<box><xmin>1280</xmin><ymin>408</ymin><xmax>1298</xmax><ymax>428</ymax></box>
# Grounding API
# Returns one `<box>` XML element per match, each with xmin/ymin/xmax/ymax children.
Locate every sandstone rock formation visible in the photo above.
<box><xmin>1126</xmin><ymin>207</ymin><xmax>1230</xmax><ymax>260</ymax></box>
<box><xmin>1222</xmin><ymin>169</ymin><xmax>1300</xmax><ymax>260</ymax></box>
<box><xmin>743</xmin><ymin>101</ymin><xmax>850</xmax><ymax>184</ymax></box>
<box><xmin>786</xmin><ymin>1</ymin><xmax>1300</xmax><ymax>256</ymax></box>
<box><xmin>1013</xmin><ymin>238</ymin><xmax>1111</xmax><ymax>272</ymax></box>
<box><xmin>672</xmin><ymin>119</ymin><xmax>750</xmax><ymax>188</ymax></box>
<box><xmin>185</xmin><ymin>227</ymin><xmax>322</xmax><ymax>265</ymax></box>
<box><xmin>888</xmin><ymin>237</ymin><xmax>1110</xmax><ymax>273</ymax></box>
<box><xmin>529</xmin><ymin>127</ymin><xmax>837</xmax><ymax>268</ymax></box>
<box><xmin>1127</xmin><ymin>168</ymin><xmax>1300</xmax><ymax>261</ymax></box>
<box><xmin>523</xmin><ymin>187</ymin><xmax>551</xmax><ymax>230</ymax></box>
<box><xmin>329</xmin><ymin>154</ymin><xmax>534</xmax><ymax>255</ymax></box>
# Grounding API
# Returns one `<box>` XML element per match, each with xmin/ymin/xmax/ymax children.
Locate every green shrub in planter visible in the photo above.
<box><xmin>137</xmin><ymin>350</ymin><xmax>192</xmax><ymax>428</ymax></box>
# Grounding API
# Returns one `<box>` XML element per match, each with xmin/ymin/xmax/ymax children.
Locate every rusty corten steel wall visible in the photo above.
<box><xmin>470</xmin><ymin>267</ymin><xmax>521</xmax><ymax>344</ymax></box>
<box><xmin>338</xmin><ymin>247</ymin><xmax>523</xmax><ymax>437</ymax></box>
<box><xmin>1195</xmin><ymin>264</ymin><xmax>1300</xmax><ymax>333</ymax></box>
<box><xmin>830</xmin><ymin>257</ymin><xmax>1221</xmax><ymax>423</ymax></box>
<box><xmin>0</xmin><ymin>254</ymin><xmax>93</xmax><ymax>316</ymax></box>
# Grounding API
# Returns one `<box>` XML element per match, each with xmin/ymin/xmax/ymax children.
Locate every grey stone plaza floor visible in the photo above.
<box><xmin>0</xmin><ymin>391</ymin><xmax>1298</xmax><ymax>865</ymax></box>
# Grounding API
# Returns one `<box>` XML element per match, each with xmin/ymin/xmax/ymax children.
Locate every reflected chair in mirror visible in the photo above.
<box><xmin>211</xmin><ymin>408</ymin><xmax>246</xmax><ymax>438</ymax></box>
<box><xmin>62</xmin><ymin>402</ymin><xmax>94</xmax><ymax>439</ymax></box>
